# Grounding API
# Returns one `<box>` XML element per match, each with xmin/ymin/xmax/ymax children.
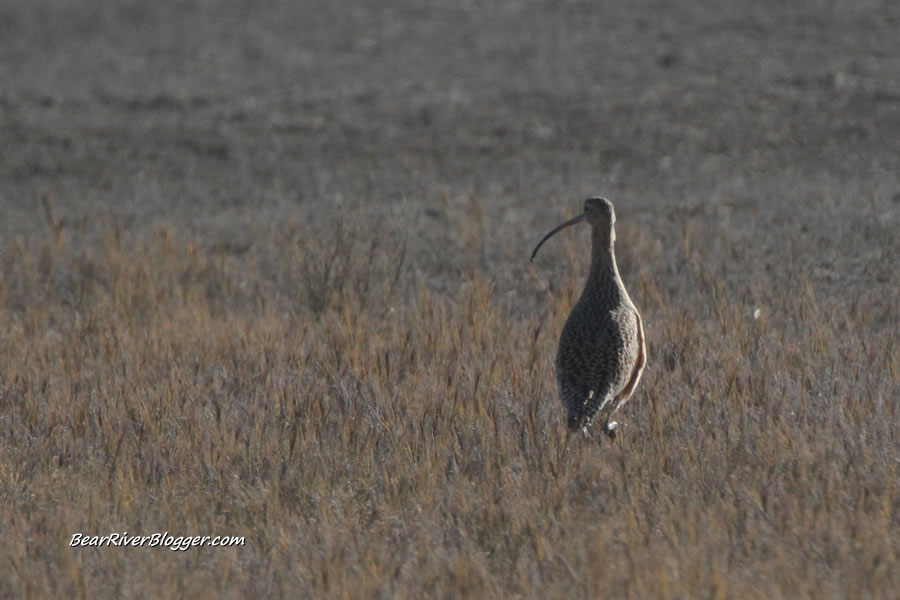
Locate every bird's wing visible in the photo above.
<box><xmin>614</xmin><ymin>308</ymin><xmax>646</xmax><ymax>406</ymax></box>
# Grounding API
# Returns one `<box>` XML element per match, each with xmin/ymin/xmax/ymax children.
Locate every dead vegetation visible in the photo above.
<box><xmin>1</xmin><ymin>208</ymin><xmax>896</xmax><ymax>598</ymax></box>
<box><xmin>2</xmin><ymin>1</ymin><xmax>899</xmax><ymax>597</ymax></box>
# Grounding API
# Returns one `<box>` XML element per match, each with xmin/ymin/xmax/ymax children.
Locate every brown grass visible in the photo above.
<box><xmin>1</xmin><ymin>206</ymin><xmax>896</xmax><ymax>599</ymax></box>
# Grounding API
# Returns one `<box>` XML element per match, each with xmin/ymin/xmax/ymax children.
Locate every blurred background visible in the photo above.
<box><xmin>2</xmin><ymin>0</ymin><xmax>897</xmax><ymax>301</ymax></box>
<box><xmin>2</xmin><ymin>3</ymin><xmax>898</xmax><ymax>596</ymax></box>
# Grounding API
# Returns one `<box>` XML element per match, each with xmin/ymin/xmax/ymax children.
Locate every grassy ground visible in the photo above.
<box><xmin>2</xmin><ymin>1</ymin><xmax>898</xmax><ymax>598</ymax></box>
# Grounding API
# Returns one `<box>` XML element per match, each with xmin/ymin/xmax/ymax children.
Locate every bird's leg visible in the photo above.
<box><xmin>559</xmin><ymin>429</ymin><xmax>573</xmax><ymax>464</ymax></box>
<box><xmin>580</xmin><ymin>422</ymin><xmax>593</xmax><ymax>440</ymax></box>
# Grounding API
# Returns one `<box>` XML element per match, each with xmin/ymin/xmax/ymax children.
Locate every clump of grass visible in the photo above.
<box><xmin>0</xmin><ymin>207</ymin><xmax>896</xmax><ymax>598</ymax></box>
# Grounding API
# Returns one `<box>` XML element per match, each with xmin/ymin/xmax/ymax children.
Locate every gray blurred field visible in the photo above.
<box><xmin>1</xmin><ymin>1</ymin><xmax>898</xmax><ymax>597</ymax></box>
<box><xmin>4</xmin><ymin>1</ymin><xmax>897</xmax><ymax>271</ymax></box>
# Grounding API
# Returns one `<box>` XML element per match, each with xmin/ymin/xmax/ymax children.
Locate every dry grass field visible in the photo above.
<box><xmin>1</xmin><ymin>1</ymin><xmax>898</xmax><ymax>598</ymax></box>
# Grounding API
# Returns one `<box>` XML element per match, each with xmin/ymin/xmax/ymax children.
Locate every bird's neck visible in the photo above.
<box><xmin>588</xmin><ymin>231</ymin><xmax>620</xmax><ymax>284</ymax></box>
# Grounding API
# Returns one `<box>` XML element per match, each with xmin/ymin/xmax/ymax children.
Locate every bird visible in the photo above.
<box><xmin>531</xmin><ymin>197</ymin><xmax>647</xmax><ymax>438</ymax></box>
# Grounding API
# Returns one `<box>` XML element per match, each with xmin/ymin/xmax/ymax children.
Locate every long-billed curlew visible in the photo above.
<box><xmin>531</xmin><ymin>197</ymin><xmax>646</xmax><ymax>438</ymax></box>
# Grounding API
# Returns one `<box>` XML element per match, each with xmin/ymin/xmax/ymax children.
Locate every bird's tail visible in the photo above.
<box><xmin>567</xmin><ymin>391</ymin><xmax>613</xmax><ymax>432</ymax></box>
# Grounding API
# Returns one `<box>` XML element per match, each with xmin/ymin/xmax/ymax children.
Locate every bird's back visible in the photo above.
<box><xmin>556</xmin><ymin>277</ymin><xmax>641</xmax><ymax>431</ymax></box>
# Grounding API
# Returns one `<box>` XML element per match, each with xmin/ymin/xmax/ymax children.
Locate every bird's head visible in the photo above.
<box><xmin>583</xmin><ymin>197</ymin><xmax>616</xmax><ymax>231</ymax></box>
<box><xmin>530</xmin><ymin>197</ymin><xmax>616</xmax><ymax>261</ymax></box>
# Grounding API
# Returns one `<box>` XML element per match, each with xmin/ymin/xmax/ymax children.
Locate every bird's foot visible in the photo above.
<box><xmin>603</xmin><ymin>420</ymin><xmax>619</xmax><ymax>440</ymax></box>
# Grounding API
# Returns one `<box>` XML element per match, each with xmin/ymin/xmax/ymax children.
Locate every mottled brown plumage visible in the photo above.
<box><xmin>531</xmin><ymin>197</ymin><xmax>646</xmax><ymax>437</ymax></box>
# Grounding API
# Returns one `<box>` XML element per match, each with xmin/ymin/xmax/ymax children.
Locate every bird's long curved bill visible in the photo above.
<box><xmin>530</xmin><ymin>213</ymin><xmax>586</xmax><ymax>261</ymax></box>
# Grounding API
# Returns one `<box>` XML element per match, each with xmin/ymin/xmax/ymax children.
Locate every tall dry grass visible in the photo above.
<box><xmin>0</xmin><ymin>205</ymin><xmax>896</xmax><ymax>598</ymax></box>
